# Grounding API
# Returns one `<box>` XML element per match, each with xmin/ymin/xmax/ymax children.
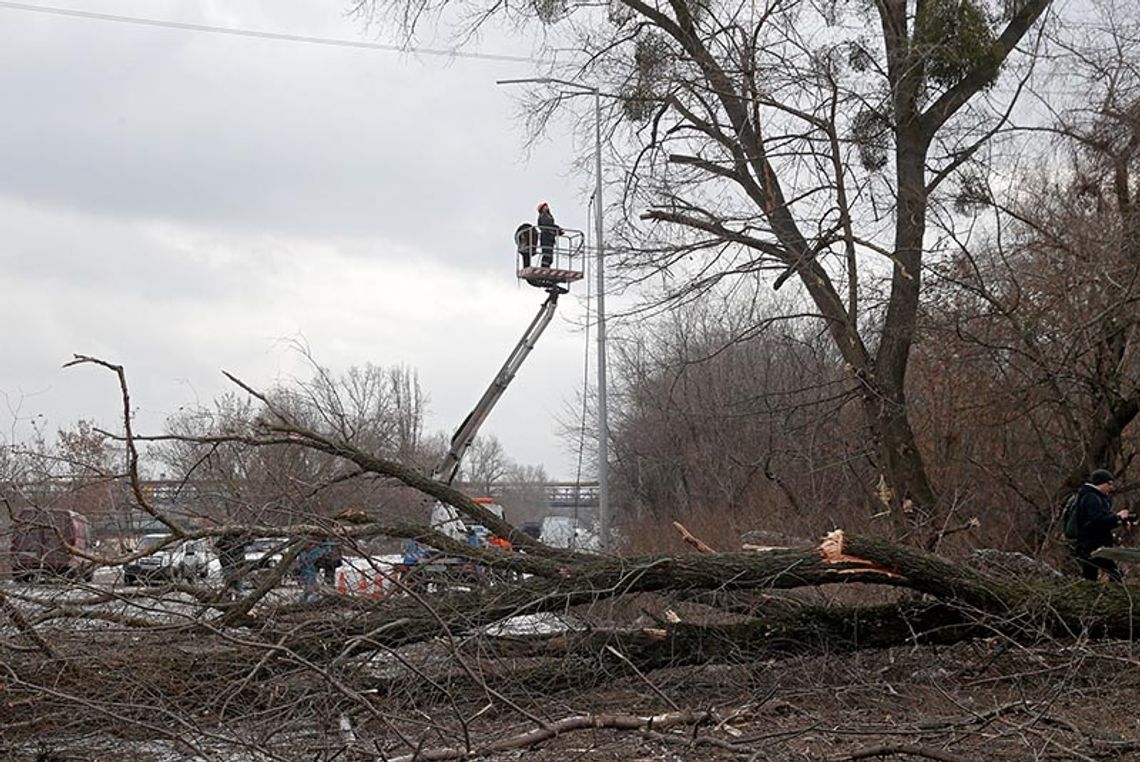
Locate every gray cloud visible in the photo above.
<box><xmin>0</xmin><ymin>2</ymin><xmax>591</xmax><ymax>258</ymax></box>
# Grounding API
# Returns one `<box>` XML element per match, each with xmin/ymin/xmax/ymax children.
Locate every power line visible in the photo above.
<box><xmin>0</xmin><ymin>1</ymin><xmax>545</xmax><ymax>64</ymax></box>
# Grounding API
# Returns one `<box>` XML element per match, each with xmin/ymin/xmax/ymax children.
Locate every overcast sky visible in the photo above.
<box><xmin>0</xmin><ymin>0</ymin><xmax>602</xmax><ymax>480</ymax></box>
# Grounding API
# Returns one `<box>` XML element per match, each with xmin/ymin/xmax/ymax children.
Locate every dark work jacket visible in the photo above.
<box><xmin>514</xmin><ymin>223</ymin><xmax>536</xmax><ymax>254</ymax></box>
<box><xmin>315</xmin><ymin>540</ymin><xmax>342</xmax><ymax>570</ymax></box>
<box><xmin>537</xmin><ymin>209</ymin><xmax>561</xmax><ymax>247</ymax></box>
<box><xmin>1073</xmin><ymin>483</ymin><xmax>1120</xmax><ymax>554</ymax></box>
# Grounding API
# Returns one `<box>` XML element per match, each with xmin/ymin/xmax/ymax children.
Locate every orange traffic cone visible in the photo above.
<box><xmin>336</xmin><ymin>569</ymin><xmax>347</xmax><ymax>595</ymax></box>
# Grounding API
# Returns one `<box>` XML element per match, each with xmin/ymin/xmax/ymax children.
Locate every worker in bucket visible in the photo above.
<box><xmin>536</xmin><ymin>202</ymin><xmax>562</xmax><ymax>267</ymax></box>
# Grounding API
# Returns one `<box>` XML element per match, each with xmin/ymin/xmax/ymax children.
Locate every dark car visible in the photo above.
<box><xmin>123</xmin><ymin>533</ymin><xmax>173</xmax><ymax>585</ymax></box>
<box><xmin>123</xmin><ymin>534</ymin><xmax>218</xmax><ymax>586</ymax></box>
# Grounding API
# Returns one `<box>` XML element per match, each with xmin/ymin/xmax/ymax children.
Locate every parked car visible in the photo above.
<box><xmin>10</xmin><ymin>507</ymin><xmax>94</xmax><ymax>582</ymax></box>
<box><xmin>123</xmin><ymin>535</ymin><xmax>217</xmax><ymax>585</ymax></box>
<box><xmin>123</xmin><ymin>534</ymin><xmax>174</xmax><ymax>585</ymax></box>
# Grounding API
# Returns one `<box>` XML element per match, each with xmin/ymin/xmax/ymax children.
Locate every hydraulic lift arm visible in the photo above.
<box><xmin>431</xmin><ymin>289</ymin><xmax>563</xmax><ymax>485</ymax></box>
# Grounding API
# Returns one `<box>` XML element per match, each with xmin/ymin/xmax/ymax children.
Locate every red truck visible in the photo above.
<box><xmin>9</xmin><ymin>507</ymin><xmax>94</xmax><ymax>581</ymax></box>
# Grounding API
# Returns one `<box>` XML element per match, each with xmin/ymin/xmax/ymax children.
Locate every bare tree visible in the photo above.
<box><xmin>460</xmin><ymin>434</ymin><xmax>510</xmax><ymax>494</ymax></box>
<box><xmin>154</xmin><ymin>361</ymin><xmax>432</xmax><ymax>531</ymax></box>
<box><xmin>495</xmin><ymin>461</ymin><xmax>550</xmax><ymax>526</ymax></box>
<box><xmin>608</xmin><ymin>296</ymin><xmax>871</xmax><ymax>550</ymax></box>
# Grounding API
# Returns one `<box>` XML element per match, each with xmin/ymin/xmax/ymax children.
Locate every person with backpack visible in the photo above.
<box><xmin>514</xmin><ymin>223</ymin><xmax>537</xmax><ymax>269</ymax></box>
<box><xmin>294</xmin><ymin>541</ymin><xmax>326</xmax><ymax>603</ymax></box>
<box><xmin>1067</xmin><ymin>468</ymin><xmax>1132</xmax><ymax>582</ymax></box>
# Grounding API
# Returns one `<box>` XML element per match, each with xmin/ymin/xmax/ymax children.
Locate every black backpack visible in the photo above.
<box><xmin>514</xmin><ymin>223</ymin><xmax>537</xmax><ymax>251</ymax></box>
<box><xmin>1060</xmin><ymin>493</ymin><xmax>1080</xmax><ymax>540</ymax></box>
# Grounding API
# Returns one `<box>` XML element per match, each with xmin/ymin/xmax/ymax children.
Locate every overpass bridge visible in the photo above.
<box><xmin>542</xmin><ymin>482</ymin><xmax>599</xmax><ymax>510</ymax></box>
<box><xmin>453</xmin><ymin>481</ymin><xmax>599</xmax><ymax>514</ymax></box>
<box><xmin>6</xmin><ymin>478</ymin><xmax>601</xmax><ymax>534</ymax></box>
<box><xmin>134</xmin><ymin>480</ymin><xmax>600</xmax><ymax>510</ymax></box>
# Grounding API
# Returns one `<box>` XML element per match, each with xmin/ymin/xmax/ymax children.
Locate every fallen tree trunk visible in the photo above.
<box><xmin>255</xmin><ymin>530</ymin><xmax>1137</xmax><ymax>665</ymax></box>
<box><xmin>474</xmin><ymin>601</ymin><xmax>978</xmax><ymax>662</ymax></box>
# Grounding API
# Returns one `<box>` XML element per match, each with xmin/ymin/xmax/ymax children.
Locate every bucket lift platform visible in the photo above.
<box><xmin>519</xmin><ymin>266</ymin><xmax>584</xmax><ymax>290</ymax></box>
<box><xmin>516</xmin><ymin>227</ymin><xmax>585</xmax><ymax>290</ymax></box>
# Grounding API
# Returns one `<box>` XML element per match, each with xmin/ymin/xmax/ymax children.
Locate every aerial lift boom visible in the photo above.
<box><xmin>432</xmin><ymin>288</ymin><xmax>563</xmax><ymax>486</ymax></box>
